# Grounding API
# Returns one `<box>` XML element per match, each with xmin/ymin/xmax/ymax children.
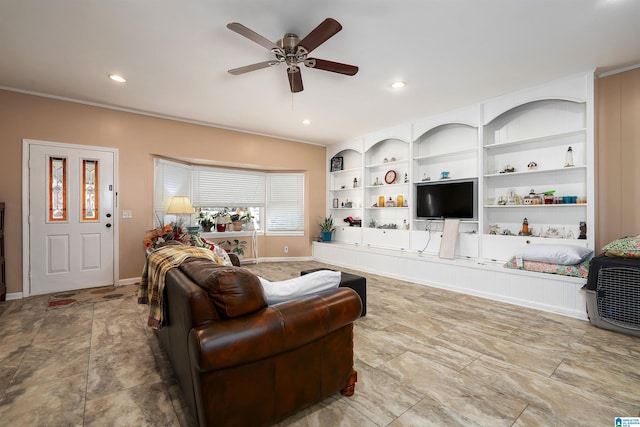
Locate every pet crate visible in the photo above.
<box><xmin>584</xmin><ymin>255</ymin><xmax>640</xmax><ymax>337</ymax></box>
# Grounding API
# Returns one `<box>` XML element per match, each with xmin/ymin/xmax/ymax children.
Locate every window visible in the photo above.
<box><xmin>266</xmin><ymin>173</ymin><xmax>304</xmax><ymax>235</ymax></box>
<box><xmin>153</xmin><ymin>159</ymin><xmax>191</xmax><ymax>226</ymax></box>
<box><xmin>192</xmin><ymin>166</ymin><xmax>265</xmax><ymax>207</ymax></box>
<box><xmin>82</xmin><ymin>159</ymin><xmax>99</xmax><ymax>221</ymax></box>
<box><xmin>49</xmin><ymin>156</ymin><xmax>67</xmax><ymax>221</ymax></box>
<box><xmin>153</xmin><ymin>159</ymin><xmax>304</xmax><ymax>235</ymax></box>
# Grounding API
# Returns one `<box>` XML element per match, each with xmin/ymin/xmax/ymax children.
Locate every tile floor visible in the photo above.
<box><xmin>1</xmin><ymin>260</ymin><xmax>639</xmax><ymax>426</ymax></box>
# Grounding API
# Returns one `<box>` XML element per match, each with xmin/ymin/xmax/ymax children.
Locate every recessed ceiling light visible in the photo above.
<box><xmin>391</xmin><ymin>81</ymin><xmax>406</xmax><ymax>89</ymax></box>
<box><xmin>109</xmin><ymin>74</ymin><xmax>126</xmax><ymax>83</ymax></box>
<box><xmin>302</xmin><ymin>119</ymin><xmax>311</xmax><ymax>125</ymax></box>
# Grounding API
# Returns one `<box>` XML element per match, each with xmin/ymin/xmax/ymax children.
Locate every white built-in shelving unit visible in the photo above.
<box><xmin>320</xmin><ymin>72</ymin><xmax>595</xmax><ymax>320</ymax></box>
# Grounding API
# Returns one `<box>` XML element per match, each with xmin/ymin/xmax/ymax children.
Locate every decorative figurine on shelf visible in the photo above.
<box><xmin>488</xmin><ymin>224</ymin><xmax>501</xmax><ymax>235</ymax></box>
<box><xmin>527</xmin><ymin>161</ymin><xmax>538</xmax><ymax>170</ymax></box>
<box><xmin>386</xmin><ymin>196</ymin><xmax>395</xmax><ymax>207</ymax></box>
<box><xmin>353</xmin><ymin>177</ymin><xmax>358</xmax><ymax>188</ymax></box>
<box><xmin>374</xmin><ymin>177</ymin><xmax>380</xmax><ymax>186</ymax></box>
<box><xmin>506</xmin><ymin>190</ymin><xmax>520</xmax><ymax>205</ymax></box>
<box><xmin>441</xmin><ymin>171</ymin><xmax>450</xmax><ymax>179</ymax></box>
<box><xmin>578</xmin><ymin>221</ymin><xmax>587</xmax><ymax>239</ymax></box>
<box><xmin>422</xmin><ymin>174</ymin><xmax>431</xmax><ymax>181</ymax></box>
<box><xmin>519</xmin><ymin>217</ymin><xmax>531</xmax><ymax>236</ymax></box>
<box><xmin>500</xmin><ymin>164</ymin><xmax>515</xmax><ymax>173</ymax></box>
<box><xmin>565</xmin><ymin>146</ymin><xmax>574</xmax><ymax>167</ymax></box>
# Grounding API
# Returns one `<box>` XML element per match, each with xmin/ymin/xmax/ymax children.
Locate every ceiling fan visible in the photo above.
<box><xmin>226</xmin><ymin>18</ymin><xmax>359</xmax><ymax>93</ymax></box>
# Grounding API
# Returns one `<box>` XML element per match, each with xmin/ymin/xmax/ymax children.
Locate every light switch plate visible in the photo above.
<box><xmin>122</xmin><ymin>210</ymin><xmax>133</xmax><ymax>219</ymax></box>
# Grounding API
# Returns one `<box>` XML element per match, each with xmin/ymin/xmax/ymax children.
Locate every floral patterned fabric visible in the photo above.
<box><xmin>504</xmin><ymin>257</ymin><xmax>590</xmax><ymax>278</ymax></box>
<box><xmin>602</xmin><ymin>234</ymin><xmax>640</xmax><ymax>258</ymax></box>
<box><xmin>180</xmin><ymin>234</ymin><xmax>233</xmax><ymax>266</ymax></box>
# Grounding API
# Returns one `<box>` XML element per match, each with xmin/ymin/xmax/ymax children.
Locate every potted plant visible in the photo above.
<box><xmin>213</xmin><ymin>208</ymin><xmax>229</xmax><ymax>232</ymax></box>
<box><xmin>226</xmin><ymin>239</ymin><xmax>248</xmax><ymax>258</ymax></box>
<box><xmin>230</xmin><ymin>212</ymin><xmax>243</xmax><ymax>231</ymax></box>
<box><xmin>240</xmin><ymin>211</ymin><xmax>255</xmax><ymax>230</ymax></box>
<box><xmin>197</xmin><ymin>212</ymin><xmax>214</xmax><ymax>232</ymax></box>
<box><xmin>319</xmin><ymin>215</ymin><xmax>336</xmax><ymax>242</ymax></box>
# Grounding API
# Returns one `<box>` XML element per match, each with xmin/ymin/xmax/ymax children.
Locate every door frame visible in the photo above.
<box><xmin>22</xmin><ymin>139</ymin><xmax>119</xmax><ymax>298</ymax></box>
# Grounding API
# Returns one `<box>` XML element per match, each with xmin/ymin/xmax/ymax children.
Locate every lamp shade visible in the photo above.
<box><xmin>167</xmin><ymin>196</ymin><xmax>194</xmax><ymax>215</ymax></box>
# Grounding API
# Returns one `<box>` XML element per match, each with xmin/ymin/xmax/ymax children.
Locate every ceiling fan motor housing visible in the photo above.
<box><xmin>278</xmin><ymin>33</ymin><xmax>308</xmax><ymax>71</ymax></box>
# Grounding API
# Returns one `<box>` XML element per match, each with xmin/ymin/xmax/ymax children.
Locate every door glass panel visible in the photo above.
<box><xmin>49</xmin><ymin>157</ymin><xmax>67</xmax><ymax>221</ymax></box>
<box><xmin>82</xmin><ymin>159</ymin><xmax>99</xmax><ymax>221</ymax></box>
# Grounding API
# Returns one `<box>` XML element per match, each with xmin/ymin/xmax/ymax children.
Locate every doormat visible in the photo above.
<box><xmin>48</xmin><ymin>284</ymin><xmax>139</xmax><ymax>308</ymax></box>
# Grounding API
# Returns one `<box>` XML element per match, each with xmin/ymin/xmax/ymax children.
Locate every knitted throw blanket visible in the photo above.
<box><xmin>138</xmin><ymin>245</ymin><xmax>223</xmax><ymax>329</ymax></box>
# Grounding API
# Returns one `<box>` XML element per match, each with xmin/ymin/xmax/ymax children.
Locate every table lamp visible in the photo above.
<box><xmin>167</xmin><ymin>196</ymin><xmax>194</xmax><ymax>228</ymax></box>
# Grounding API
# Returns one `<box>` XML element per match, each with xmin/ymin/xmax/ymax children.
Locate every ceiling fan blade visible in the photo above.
<box><xmin>228</xmin><ymin>61</ymin><xmax>280</xmax><ymax>75</ymax></box>
<box><xmin>305</xmin><ymin>58</ymin><xmax>359</xmax><ymax>76</ymax></box>
<box><xmin>227</xmin><ymin>22</ymin><xmax>280</xmax><ymax>51</ymax></box>
<box><xmin>297</xmin><ymin>18</ymin><xmax>342</xmax><ymax>54</ymax></box>
<box><xmin>288</xmin><ymin>68</ymin><xmax>303</xmax><ymax>93</ymax></box>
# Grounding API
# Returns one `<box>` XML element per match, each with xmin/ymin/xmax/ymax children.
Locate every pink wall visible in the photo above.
<box><xmin>0</xmin><ymin>89</ymin><xmax>327</xmax><ymax>295</ymax></box>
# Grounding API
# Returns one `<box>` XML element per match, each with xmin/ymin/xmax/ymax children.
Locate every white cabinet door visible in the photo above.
<box><xmin>362</xmin><ymin>228</ymin><xmax>410</xmax><ymax>250</ymax></box>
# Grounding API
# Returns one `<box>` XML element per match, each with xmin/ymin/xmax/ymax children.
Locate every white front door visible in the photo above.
<box><xmin>27</xmin><ymin>141</ymin><xmax>116</xmax><ymax>295</ymax></box>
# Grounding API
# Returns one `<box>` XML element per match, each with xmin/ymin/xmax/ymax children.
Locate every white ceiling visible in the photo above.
<box><xmin>1</xmin><ymin>0</ymin><xmax>639</xmax><ymax>146</ymax></box>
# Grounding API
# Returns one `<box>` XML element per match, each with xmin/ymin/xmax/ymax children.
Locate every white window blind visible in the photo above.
<box><xmin>153</xmin><ymin>158</ymin><xmax>191</xmax><ymax>225</ymax></box>
<box><xmin>192</xmin><ymin>166</ymin><xmax>265</xmax><ymax>207</ymax></box>
<box><xmin>266</xmin><ymin>173</ymin><xmax>304</xmax><ymax>235</ymax></box>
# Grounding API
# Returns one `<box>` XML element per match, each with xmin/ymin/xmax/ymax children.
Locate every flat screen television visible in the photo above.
<box><xmin>416</xmin><ymin>178</ymin><xmax>478</xmax><ymax>220</ymax></box>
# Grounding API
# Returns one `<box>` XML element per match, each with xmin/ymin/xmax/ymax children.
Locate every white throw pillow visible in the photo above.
<box><xmin>513</xmin><ymin>244</ymin><xmax>593</xmax><ymax>265</ymax></box>
<box><xmin>258</xmin><ymin>270</ymin><xmax>341</xmax><ymax>305</ymax></box>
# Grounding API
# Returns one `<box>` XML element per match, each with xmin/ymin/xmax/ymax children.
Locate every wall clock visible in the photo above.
<box><xmin>384</xmin><ymin>170</ymin><xmax>397</xmax><ymax>184</ymax></box>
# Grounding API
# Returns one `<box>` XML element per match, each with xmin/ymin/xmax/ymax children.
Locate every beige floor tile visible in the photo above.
<box><xmin>84</xmin><ymin>381</ymin><xmax>179</xmax><ymax>426</ymax></box>
<box><xmin>0</xmin><ymin>372</ymin><xmax>86</xmax><ymax>425</ymax></box>
<box><xmin>2</xmin><ymin>260</ymin><xmax>640</xmax><ymax>426</ymax></box>
<box><xmin>467</xmin><ymin>355</ymin><xmax>639</xmax><ymax>425</ymax></box>
<box><xmin>7</xmin><ymin>337</ymin><xmax>90</xmax><ymax>391</ymax></box>
<box><xmin>86</xmin><ymin>339</ymin><xmax>163</xmax><ymax>400</ymax></box>
<box><xmin>438</xmin><ymin>325</ymin><xmax>565</xmax><ymax>377</ymax></box>
<box><xmin>388</xmin><ymin>397</ymin><xmax>485</xmax><ymax>426</ymax></box>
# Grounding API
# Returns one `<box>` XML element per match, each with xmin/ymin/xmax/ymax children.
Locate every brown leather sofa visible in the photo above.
<box><xmin>156</xmin><ymin>255</ymin><xmax>362</xmax><ymax>427</ymax></box>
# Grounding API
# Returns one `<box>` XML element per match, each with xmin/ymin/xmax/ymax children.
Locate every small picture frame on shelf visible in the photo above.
<box><xmin>330</xmin><ymin>156</ymin><xmax>343</xmax><ymax>172</ymax></box>
<box><xmin>333</xmin><ymin>198</ymin><xmax>339</xmax><ymax>208</ymax></box>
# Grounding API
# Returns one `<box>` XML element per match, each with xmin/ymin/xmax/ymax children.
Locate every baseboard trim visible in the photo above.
<box><xmin>6</xmin><ymin>292</ymin><xmax>23</xmax><ymax>301</ymax></box>
<box><xmin>258</xmin><ymin>256</ymin><xmax>313</xmax><ymax>263</ymax></box>
<box><xmin>119</xmin><ymin>277</ymin><xmax>141</xmax><ymax>286</ymax></box>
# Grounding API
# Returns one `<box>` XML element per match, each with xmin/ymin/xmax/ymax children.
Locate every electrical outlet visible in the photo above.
<box><xmin>284</xmin><ymin>246</ymin><xmax>289</xmax><ymax>254</ymax></box>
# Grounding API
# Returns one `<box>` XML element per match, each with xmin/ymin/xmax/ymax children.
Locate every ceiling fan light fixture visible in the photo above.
<box><xmin>391</xmin><ymin>81</ymin><xmax>406</xmax><ymax>89</ymax></box>
<box><xmin>109</xmin><ymin>74</ymin><xmax>126</xmax><ymax>83</ymax></box>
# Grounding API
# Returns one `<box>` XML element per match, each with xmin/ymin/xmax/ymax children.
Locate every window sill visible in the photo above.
<box><xmin>200</xmin><ymin>230</ymin><xmax>259</xmax><ymax>239</ymax></box>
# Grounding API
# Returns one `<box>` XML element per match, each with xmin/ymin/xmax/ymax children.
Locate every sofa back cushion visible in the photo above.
<box><xmin>179</xmin><ymin>258</ymin><xmax>267</xmax><ymax>319</ymax></box>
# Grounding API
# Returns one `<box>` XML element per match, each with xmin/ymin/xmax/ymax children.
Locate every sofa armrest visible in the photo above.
<box><xmin>188</xmin><ymin>288</ymin><xmax>362</xmax><ymax>373</ymax></box>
